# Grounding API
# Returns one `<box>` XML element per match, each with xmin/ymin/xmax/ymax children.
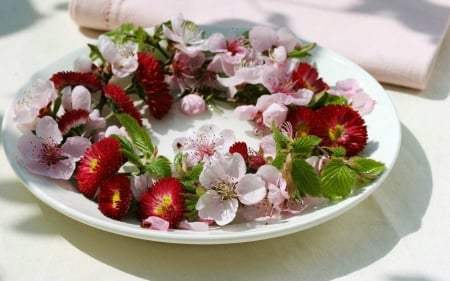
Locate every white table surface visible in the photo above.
<box><xmin>1</xmin><ymin>1</ymin><xmax>449</xmax><ymax>280</ymax></box>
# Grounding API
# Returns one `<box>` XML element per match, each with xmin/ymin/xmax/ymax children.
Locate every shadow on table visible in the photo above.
<box><xmin>21</xmin><ymin>123</ymin><xmax>431</xmax><ymax>281</ymax></box>
<box><xmin>0</xmin><ymin>0</ymin><xmax>41</xmax><ymax>37</ymax></box>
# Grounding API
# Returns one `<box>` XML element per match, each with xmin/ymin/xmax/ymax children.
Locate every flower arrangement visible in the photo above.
<box><xmin>13</xmin><ymin>15</ymin><xmax>385</xmax><ymax>231</ymax></box>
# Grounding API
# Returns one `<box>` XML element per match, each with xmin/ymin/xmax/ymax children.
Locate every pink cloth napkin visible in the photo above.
<box><xmin>69</xmin><ymin>0</ymin><xmax>450</xmax><ymax>90</ymax></box>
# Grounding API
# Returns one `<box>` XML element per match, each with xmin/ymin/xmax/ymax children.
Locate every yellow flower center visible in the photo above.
<box><xmin>329</xmin><ymin>124</ymin><xmax>345</xmax><ymax>142</ymax></box>
<box><xmin>155</xmin><ymin>195</ymin><xmax>173</xmax><ymax>215</ymax></box>
<box><xmin>89</xmin><ymin>158</ymin><xmax>99</xmax><ymax>173</ymax></box>
<box><xmin>112</xmin><ymin>190</ymin><xmax>121</xmax><ymax>208</ymax></box>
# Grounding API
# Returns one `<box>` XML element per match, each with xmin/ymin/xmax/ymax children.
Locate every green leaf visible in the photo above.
<box><xmin>87</xmin><ymin>43</ymin><xmax>105</xmax><ymax>64</ymax></box>
<box><xmin>291</xmin><ymin>158</ymin><xmax>322</xmax><ymax>197</ymax></box>
<box><xmin>272</xmin><ymin>153</ymin><xmax>287</xmax><ymax>170</ymax></box>
<box><xmin>145</xmin><ymin>155</ymin><xmax>172</xmax><ymax>178</ymax></box>
<box><xmin>287</xmin><ymin>42</ymin><xmax>316</xmax><ymax>59</ymax></box>
<box><xmin>347</xmin><ymin>157</ymin><xmax>385</xmax><ymax>180</ymax></box>
<box><xmin>326</xmin><ymin>147</ymin><xmax>347</xmax><ymax>157</ymax></box>
<box><xmin>116</xmin><ymin>113</ymin><xmax>154</xmax><ymax>155</ymax></box>
<box><xmin>110</xmin><ymin>134</ymin><xmax>142</xmax><ymax>167</ymax></box>
<box><xmin>292</xmin><ymin>135</ymin><xmax>322</xmax><ymax>155</ymax></box>
<box><xmin>321</xmin><ymin>159</ymin><xmax>356</xmax><ymax>200</ymax></box>
<box><xmin>272</xmin><ymin>125</ymin><xmax>290</xmax><ymax>151</ymax></box>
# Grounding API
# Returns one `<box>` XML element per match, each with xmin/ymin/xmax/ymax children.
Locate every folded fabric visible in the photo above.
<box><xmin>69</xmin><ymin>0</ymin><xmax>450</xmax><ymax>90</ymax></box>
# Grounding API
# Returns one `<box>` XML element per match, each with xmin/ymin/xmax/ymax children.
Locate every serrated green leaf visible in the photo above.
<box><xmin>292</xmin><ymin>135</ymin><xmax>322</xmax><ymax>155</ymax></box>
<box><xmin>271</xmin><ymin>153</ymin><xmax>287</xmax><ymax>169</ymax></box>
<box><xmin>272</xmin><ymin>125</ymin><xmax>290</xmax><ymax>150</ymax></box>
<box><xmin>87</xmin><ymin>43</ymin><xmax>105</xmax><ymax>64</ymax></box>
<box><xmin>110</xmin><ymin>134</ymin><xmax>142</xmax><ymax>167</ymax></box>
<box><xmin>116</xmin><ymin>113</ymin><xmax>154</xmax><ymax>155</ymax></box>
<box><xmin>326</xmin><ymin>146</ymin><xmax>347</xmax><ymax>157</ymax></box>
<box><xmin>347</xmin><ymin>157</ymin><xmax>385</xmax><ymax>179</ymax></box>
<box><xmin>145</xmin><ymin>155</ymin><xmax>172</xmax><ymax>178</ymax></box>
<box><xmin>321</xmin><ymin>159</ymin><xmax>356</xmax><ymax>200</ymax></box>
<box><xmin>291</xmin><ymin>158</ymin><xmax>322</xmax><ymax>197</ymax></box>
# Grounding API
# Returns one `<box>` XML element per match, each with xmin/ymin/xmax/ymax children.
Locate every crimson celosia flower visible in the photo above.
<box><xmin>58</xmin><ymin>109</ymin><xmax>90</xmax><ymax>135</ymax></box>
<box><xmin>138</xmin><ymin>177</ymin><xmax>186</xmax><ymax>227</ymax></box>
<box><xmin>50</xmin><ymin>71</ymin><xmax>102</xmax><ymax>91</ymax></box>
<box><xmin>286</xmin><ymin>106</ymin><xmax>314</xmax><ymax>138</ymax></box>
<box><xmin>75</xmin><ymin>137</ymin><xmax>125</xmax><ymax>198</ymax></box>
<box><xmin>103</xmin><ymin>83</ymin><xmax>143</xmax><ymax>126</ymax></box>
<box><xmin>291</xmin><ymin>63</ymin><xmax>328</xmax><ymax>94</ymax></box>
<box><xmin>97</xmin><ymin>174</ymin><xmax>132</xmax><ymax>220</ymax></box>
<box><xmin>135</xmin><ymin>53</ymin><xmax>172</xmax><ymax>119</ymax></box>
<box><xmin>309</xmin><ymin>105</ymin><xmax>367</xmax><ymax>156</ymax></box>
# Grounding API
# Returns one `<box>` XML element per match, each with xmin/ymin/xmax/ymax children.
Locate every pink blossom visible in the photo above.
<box><xmin>235</xmin><ymin>94</ymin><xmax>288</xmax><ymax>133</ymax></box>
<box><xmin>329</xmin><ymin>78</ymin><xmax>376</xmax><ymax>115</ymax></box>
<box><xmin>259</xmin><ymin>134</ymin><xmax>276</xmax><ymax>158</ymax></box>
<box><xmin>249</xmin><ymin>25</ymin><xmax>278</xmax><ymax>53</ymax></box>
<box><xmin>98</xmin><ymin>35</ymin><xmax>138</xmax><ymax>78</ymax></box>
<box><xmin>262</xmin><ymin>64</ymin><xmax>313</xmax><ymax>106</ymax></box>
<box><xmin>17</xmin><ymin>116</ymin><xmax>91</xmax><ymax>179</ymax></box>
<box><xmin>241</xmin><ymin>164</ymin><xmax>289</xmax><ymax>221</ymax></box>
<box><xmin>163</xmin><ymin>14</ymin><xmax>204</xmax><ymax>55</ymax></box>
<box><xmin>167</xmin><ymin>50</ymin><xmax>206</xmax><ymax>92</ymax></box>
<box><xmin>180</xmin><ymin>93</ymin><xmax>206</xmax><ymax>115</ymax></box>
<box><xmin>14</xmin><ymin>79</ymin><xmax>56</xmax><ymax>127</ymax></box>
<box><xmin>196</xmin><ymin>153</ymin><xmax>266</xmax><ymax>225</ymax></box>
<box><xmin>206</xmin><ymin>32</ymin><xmax>250</xmax><ymax>76</ymax></box>
<box><xmin>262</xmin><ymin>103</ymin><xmax>288</xmax><ymax>127</ymax></box>
<box><xmin>172</xmin><ymin>124</ymin><xmax>235</xmax><ymax>167</ymax></box>
<box><xmin>249</xmin><ymin>25</ymin><xmax>300</xmax><ymax>53</ymax></box>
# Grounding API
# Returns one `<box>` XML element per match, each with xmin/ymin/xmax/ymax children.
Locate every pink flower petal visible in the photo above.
<box><xmin>142</xmin><ymin>216</ymin><xmax>170</xmax><ymax>231</ymax></box>
<box><xmin>236</xmin><ymin>174</ymin><xmax>266</xmax><ymax>205</ymax></box>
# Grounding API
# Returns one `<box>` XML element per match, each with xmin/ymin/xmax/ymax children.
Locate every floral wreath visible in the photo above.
<box><xmin>13</xmin><ymin>15</ymin><xmax>385</xmax><ymax>231</ymax></box>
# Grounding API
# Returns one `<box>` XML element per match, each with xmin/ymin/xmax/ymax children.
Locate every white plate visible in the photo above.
<box><xmin>1</xmin><ymin>39</ymin><xmax>401</xmax><ymax>244</ymax></box>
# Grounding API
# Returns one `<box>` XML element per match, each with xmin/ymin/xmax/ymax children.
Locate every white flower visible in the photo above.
<box><xmin>196</xmin><ymin>153</ymin><xmax>266</xmax><ymax>226</ymax></box>
<box><xmin>98</xmin><ymin>35</ymin><xmax>138</xmax><ymax>78</ymax></box>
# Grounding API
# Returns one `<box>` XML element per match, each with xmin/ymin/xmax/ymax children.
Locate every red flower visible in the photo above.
<box><xmin>103</xmin><ymin>83</ymin><xmax>143</xmax><ymax>126</ymax></box>
<box><xmin>135</xmin><ymin>53</ymin><xmax>173</xmax><ymax>119</ymax></box>
<box><xmin>229</xmin><ymin>141</ymin><xmax>266</xmax><ymax>171</ymax></box>
<box><xmin>97</xmin><ymin>174</ymin><xmax>132</xmax><ymax>220</ymax></box>
<box><xmin>291</xmin><ymin>63</ymin><xmax>328</xmax><ymax>94</ymax></box>
<box><xmin>309</xmin><ymin>105</ymin><xmax>367</xmax><ymax>156</ymax></box>
<box><xmin>58</xmin><ymin>109</ymin><xmax>90</xmax><ymax>135</ymax></box>
<box><xmin>75</xmin><ymin>137</ymin><xmax>125</xmax><ymax>198</ymax></box>
<box><xmin>229</xmin><ymin>142</ymin><xmax>249</xmax><ymax>161</ymax></box>
<box><xmin>286</xmin><ymin>107</ymin><xmax>314</xmax><ymax>138</ymax></box>
<box><xmin>50</xmin><ymin>71</ymin><xmax>102</xmax><ymax>91</ymax></box>
<box><xmin>138</xmin><ymin>177</ymin><xmax>186</xmax><ymax>228</ymax></box>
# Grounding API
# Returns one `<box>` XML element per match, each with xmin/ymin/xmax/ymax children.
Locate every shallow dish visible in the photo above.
<box><xmin>1</xmin><ymin>35</ymin><xmax>401</xmax><ymax>244</ymax></box>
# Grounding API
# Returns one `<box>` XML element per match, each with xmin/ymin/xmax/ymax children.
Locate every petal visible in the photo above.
<box><xmin>36</xmin><ymin>116</ymin><xmax>62</xmax><ymax>144</ymax></box>
<box><xmin>234</xmin><ymin>105</ymin><xmax>258</xmax><ymax>120</ymax></box>
<box><xmin>215</xmin><ymin>198</ymin><xmax>239</xmax><ymax>226</ymax></box>
<box><xmin>249</xmin><ymin>25</ymin><xmax>278</xmax><ymax>52</ymax></box>
<box><xmin>71</xmin><ymin>85</ymin><xmax>91</xmax><ymax>111</ymax></box>
<box><xmin>196</xmin><ymin>190</ymin><xmax>224</xmax><ymax>219</ymax></box>
<box><xmin>142</xmin><ymin>216</ymin><xmax>170</xmax><ymax>231</ymax></box>
<box><xmin>61</xmin><ymin>86</ymin><xmax>73</xmax><ymax>111</ymax></box>
<box><xmin>62</xmin><ymin>136</ymin><xmax>91</xmax><ymax>159</ymax></box>
<box><xmin>236</xmin><ymin>174</ymin><xmax>266</xmax><ymax>205</ymax></box>
<box><xmin>256</xmin><ymin>164</ymin><xmax>282</xmax><ymax>186</ymax></box>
